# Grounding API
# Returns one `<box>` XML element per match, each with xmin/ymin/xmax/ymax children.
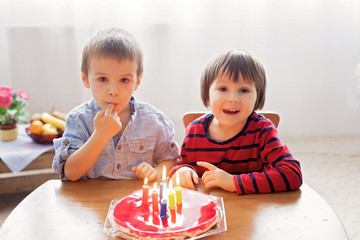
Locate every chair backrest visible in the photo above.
<box><xmin>183</xmin><ymin>111</ymin><xmax>280</xmax><ymax>128</ymax></box>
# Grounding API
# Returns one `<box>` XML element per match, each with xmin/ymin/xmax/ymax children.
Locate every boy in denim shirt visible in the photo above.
<box><xmin>53</xmin><ymin>27</ymin><xmax>179</xmax><ymax>181</ymax></box>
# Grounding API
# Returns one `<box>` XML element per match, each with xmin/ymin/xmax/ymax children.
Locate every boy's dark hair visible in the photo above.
<box><xmin>81</xmin><ymin>27</ymin><xmax>143</xmax><ymax>77</ymax></box>
<box><xmin>200</xmin><ymin>49</ymin><xmax>266</xmax><ymax>111</ymax></box>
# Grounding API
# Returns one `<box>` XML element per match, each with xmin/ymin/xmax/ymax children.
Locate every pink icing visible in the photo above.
<box><xmin>112</xmin><ymin>188</ymin><xmax>219</xmax><ymax>238</ymax></box>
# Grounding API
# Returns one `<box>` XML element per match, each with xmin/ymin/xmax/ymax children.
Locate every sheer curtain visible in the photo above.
<box><xmin>1</xmin><ymin>0</ymin><xmax>360</xmax><ymax>144</ymax></box>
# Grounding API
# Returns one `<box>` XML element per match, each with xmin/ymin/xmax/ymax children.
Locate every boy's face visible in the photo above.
<box><xmin>207</xmin><ymin>73</ymin><xmax>257</xmax><ymax>130</ymax></box>
<box><xmin>81</xmin><ymin>56</ymin><xmax>142</xmax><ymax>116</ymax></box>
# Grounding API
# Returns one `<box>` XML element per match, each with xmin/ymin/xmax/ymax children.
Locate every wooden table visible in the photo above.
<box><xmin>0</xmin><ymin>179</ymin><xmax>348</xmax><ymax>240</ymax></box>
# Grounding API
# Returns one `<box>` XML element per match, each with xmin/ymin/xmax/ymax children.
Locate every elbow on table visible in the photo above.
<box><xmin>290</xmin><ymin>173</ymin><xmax>303</xmax><ymax>191</ymax></box>
<box><xmin>63</xmin><ymin>167</ymin><xmax>82</xmax><ymax>182</ymax></box>
<box><xmin>292</xmin><ymin>179</ymin><xmax>303</xmax><ymax>191</ymax></box>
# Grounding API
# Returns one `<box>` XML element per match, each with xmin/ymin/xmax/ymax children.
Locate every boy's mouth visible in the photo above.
<box><xmin>223</xmin><ymin>109</ymin><xmax>240</xmax><ymax>114</ymax></box>
<box><xmin>107</xmin><ymin>102</ymin><xmax>118</xmax><ymax>106</ymax></box>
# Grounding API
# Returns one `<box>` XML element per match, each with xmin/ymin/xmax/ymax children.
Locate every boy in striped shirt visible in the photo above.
<box><xmin>170</xmin><ymin>49</ymin><xmax>302</xmax><ymax>194</ymax></box>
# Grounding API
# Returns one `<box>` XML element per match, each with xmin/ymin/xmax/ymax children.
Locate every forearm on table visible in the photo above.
<box><xmin>64</xmin><ymin>132</ymin><xmax>109</xmax><ymax>181</ymax></box>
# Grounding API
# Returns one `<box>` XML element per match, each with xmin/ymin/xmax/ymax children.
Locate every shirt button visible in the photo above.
<box><xmin>64</xmin><ymin>139</ymin><xmax>69</xmax><ymax>146</ymax></box>
<box><xmin>139</xmin><ymin>145</ymin><xmax>144</xmax><ymax>150</ymax></box>
<box><xmin>117</xmin><ymin>164</ymin><xmax>121</xmax><ymax>169</ymax></box>
<box><xmin>170</xmin><ymin>143</ymin><xmax>175</xmax><ymax>148</ymax></box>
<box><xmin>117</xmin><ymin>145</ymin><xmax>122</xmax><ymax>150</ymax></box>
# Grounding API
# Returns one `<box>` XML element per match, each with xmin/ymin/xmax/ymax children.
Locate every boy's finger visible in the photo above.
<box><xmin>132</xmin><ymin>165</ymin><xmax>142</xmax><ymax>177</ymax></box>
<box><xmin>94</xmin><ymin>111</ymin><xmax>104</xmax><ymax>120</ymax></box>
<box><xmin>133</xmin><ymin>164</ymin><xmax>144</xmax><ymax>176</ymax></box>
<box><xmin>137</xmin><ymin>163</ymin><xmax>152</xmax><ymax>178</ymax></box>
<box><xmin>143</xmin><ymin>167</ymin><xmax>153</xmax><ymax>179</ymax></box>
<box><xmin>111</xmin><ymin>107</ymin><xmax>119</xmax><ymax>118</ymax></box>
<box><xmin>201</xmin><ymin>171</ymin><xmax>208</xmax><ymax>183</ymax></box>
<box><xmin>148</xmin><ymin>172</ymin><xmax>157</xmax><ymax>182</ymax></box>
<box><xmin>204</xmin><ymin>179</ymin><xmax>216</xmax><ymax>189</ymax></box>
<box><xmin>136</xmin><ymin>162</ymin><xmax>145</xmax><ymax>169</ymax></box>
<box><xmin>114</xmin><ymin>104</ymin><xmax>123</xmax><ymax>114</ymax></box>
<box><xmin>184</xmin><ymin>172</ymin><xmax>196</xmax><ymax>190</ymax></box>
<box><xmin>191</xmin><ymin>170</ymin><xmax>199</xmax><ymax>184</ymax></box>
<box><xmin>105</xmin><ymin>104</ymin><xmax>114</xmax><ymax>115</ymax></box>
<box><xmin>202</xmin><ymin>171</ymin><xmax>216</xmax><ymax>184</ymax></box>
<box><xmin>179</xmin><ymin>173</ymin><xmax>190</xmax><ymax>189</ymax></box>
<box><xmin>197</xmin><ymin>162</ymin><xmax>217</xmax><ymax>171</ymax></box>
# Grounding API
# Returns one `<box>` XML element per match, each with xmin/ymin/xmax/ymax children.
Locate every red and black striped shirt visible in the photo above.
<box><xmin>172</xmin><ymin>112</ymin><xmax>302</xmax><ymax>194</ymax></box>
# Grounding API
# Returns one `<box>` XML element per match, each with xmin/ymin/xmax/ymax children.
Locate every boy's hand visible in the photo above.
<box><xmin>173</xmin><ymin>167</ymin><xmax>199</xmax><ymax>190</ymax></box>
<box><xmin>132</xmin><ymin>162</ymin><xmax>158</xmax><ymax>182</ymax></box>
<box><xmin>93</xmin><ymin>104</ymin><xmax>122</xmax><ymax>139</ymax></box>
<box><xmin>197</xmin><ymin>162</ymin><xmax>236</xmax><ymax>192</ymax></box>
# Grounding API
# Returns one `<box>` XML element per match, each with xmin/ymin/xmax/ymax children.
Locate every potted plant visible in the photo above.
<box><xmin>0</xmin><ymin>85</ymin><xmax>29</xmax><ymax>141</ymax></box>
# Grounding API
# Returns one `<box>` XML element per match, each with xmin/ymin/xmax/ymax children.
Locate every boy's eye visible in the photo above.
<box><xmin>98</xmin><ymin>77</ymin><xmax>107</xmax><ymax>82</ymax></box>
<box><xmin>240</xmin><ymin>88</ymin><xmax>250</xmax><ymax>93</ymax></box>
<box><xmin>218</xmin><ymin>87</ymin><xmax>227</xmax><ymax>92</ymax></box>
<box><xmin>120</xmin><ymin>78</ymin><xmax>129</xmax><ymax>83</ymax></box>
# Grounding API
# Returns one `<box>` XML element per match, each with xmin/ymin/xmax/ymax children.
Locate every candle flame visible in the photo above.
<box><xmin>176</xmin><ymin>171</ymin><xmax>180</xmax><ymax>186</ymax></box>
<box><xmin>144</xmin><ymin>177</ymin><xmax>148</xmax><ymax>185</ymax></box>
<box><xmin>169</xmin><ymin>179</ymin><xmax>173</xmax><ymax>190</ymax></box>
<box><xmin>162</xmin><ymin>165</ymin><xmax>166</xmax><ymax>181</ymax></box>
<box><xmin>153</xmin><ymin>182</ymin><xmax>157</xmax><ymax>189</ymax></box>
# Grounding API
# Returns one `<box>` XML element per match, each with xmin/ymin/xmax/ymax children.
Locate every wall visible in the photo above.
<box><xmin>1</xmin><ymin>0</ymin><xmax>359</xmax><ymax>145</ymax></box>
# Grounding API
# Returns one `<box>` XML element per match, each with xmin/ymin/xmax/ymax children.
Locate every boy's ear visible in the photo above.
<box><xmin>81</xmin><ymin>72</ymin><xmax>90</xmax><ymax>88</ymax></box>
<box><xmin>134</xmin><ymin>73</ymin><xmax>143</xmax><ymax>91</ymax></box>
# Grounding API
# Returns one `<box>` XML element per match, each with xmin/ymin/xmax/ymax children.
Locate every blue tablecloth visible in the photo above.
<box><xmin>0</xmin><ymin>124</ymin><xmax>54</xmax><ymax>173</ymax></box>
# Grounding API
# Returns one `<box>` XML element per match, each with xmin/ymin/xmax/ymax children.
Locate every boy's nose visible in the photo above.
<box><xmin>228</xmin><ymin>91</ymin><xmax>240</xmax><ymax>102</ymax></box>
<box><xmin>108</xmin><ymin>85</ymin><xmax>119</xmax><ymax>96</ymax></box>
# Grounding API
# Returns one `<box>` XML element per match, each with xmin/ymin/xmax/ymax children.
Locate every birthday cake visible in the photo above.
<box><xmin>110</xmin><ymin>188</ymin><xmax>220</xmax><ymax>239</ymax></box>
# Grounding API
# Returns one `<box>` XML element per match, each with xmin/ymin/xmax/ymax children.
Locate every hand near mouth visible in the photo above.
<box><xmin>93</xmin><ymin>103</ymin><xmax>122</xmax><ymax>140</ymax></box>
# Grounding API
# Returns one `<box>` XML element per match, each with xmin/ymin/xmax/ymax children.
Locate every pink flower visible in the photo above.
<box><xmin>0</xmin><ymin>95</ymin><xmax>12</xmax><ymax>108</ymax></box>
<box><xmin>18</xmin><ymin>89</ymin><xmax>29</xmax><ymax>100</ymax></box>
<box><xmin>0</xmin><ymin>86</ymin><xmax>13</xmax><ymax>98</ymax></box>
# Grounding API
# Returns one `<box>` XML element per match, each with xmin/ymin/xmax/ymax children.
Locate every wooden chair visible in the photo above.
<box><xmin>183</xmin><ymin>111</ymin><xmax>280</xmax><ymax>128</ymax></box>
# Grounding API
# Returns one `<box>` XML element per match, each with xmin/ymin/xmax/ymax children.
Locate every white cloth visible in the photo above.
<box><xmin>0</xmin><ymin>124</ymin><xmax>54</xmax><ymax>173</ymax></box>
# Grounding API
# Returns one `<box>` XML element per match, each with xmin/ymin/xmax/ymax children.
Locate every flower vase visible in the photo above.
<box><xmin>0</xmin><ymin>123</ymin><xmax>18</xmax><ymax>141</ymax></box>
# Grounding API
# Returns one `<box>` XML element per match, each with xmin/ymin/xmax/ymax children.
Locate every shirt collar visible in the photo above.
<box><xmin>129</xmin><ymin>96</ymin><xmax>137</xmax><ymax>122</ymax></box>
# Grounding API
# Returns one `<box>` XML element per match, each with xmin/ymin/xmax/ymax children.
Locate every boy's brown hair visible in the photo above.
<box><xmin>200</xmin><ymin>49</ymin><xmax>266</xmax><ymax>111</ymax></box>
<box><xmin>81</xmin><ymin>27</ymin><xmax>143</xmax><ymax>77</ymax></box>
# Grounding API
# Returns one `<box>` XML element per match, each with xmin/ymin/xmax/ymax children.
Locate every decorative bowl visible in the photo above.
<box><xmin>25</xmin><ymin>127</ymin><xmax>63</xmax><ymax>144</ymax></box>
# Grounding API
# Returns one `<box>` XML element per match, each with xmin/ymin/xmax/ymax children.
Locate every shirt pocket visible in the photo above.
<box><xmin>127</xmin><ymin>141</ymin><xmax>156</xmax><ymax>154</ymax></box>
<box><xmin>126</xmin><ymin>139</ymin><xmax>156</xmax><ymax>165</ymax></box>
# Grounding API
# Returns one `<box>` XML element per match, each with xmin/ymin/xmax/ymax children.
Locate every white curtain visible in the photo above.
<box><xmin>1</xmin><ymin>0</ymin><xmax>360</xmax><ymax>144</ymax></box>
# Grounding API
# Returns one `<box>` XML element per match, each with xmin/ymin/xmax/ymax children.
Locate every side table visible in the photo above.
<box><xmin>0</xmin><ymin>150</ymin><xmax>58</xmax><ymax>194</ymax></box>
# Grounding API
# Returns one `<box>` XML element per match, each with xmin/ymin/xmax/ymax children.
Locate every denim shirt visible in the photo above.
<box><xmin>53</xmin><ymin>97</ymin><xmax>179</xmax><ymax>180</ymax></box>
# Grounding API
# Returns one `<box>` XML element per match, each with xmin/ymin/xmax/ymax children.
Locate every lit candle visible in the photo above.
<box><xmin>144</xmin><ymin>212</ymin><xmax>149</xmax><ymax>222</ymax></box>
<box><xmin>160</xmin><ymin>197</ymin><xmax>167</xmax><ymax>218</ymax></box>
<box><xmin>142</xmin><ymin>177</ymin><xmax>149</xmax><ymax>206</ymax></box>
<box><xmin>152</xmin><ymin>182</ymin><xmax>159</xmax><ymax>214</ymax></box>
<box><xmin>159</xmin><ymin>165</ymin><xmax>166</xmax><ymax>200</ymax></box>
<box><xmin>170</xmin><ymin>209</ymin><xmax>176</xmax><ymax>224</ymax></box>
<box><xmin>176</xmin><ymin>203</ymin><xmax>182</xmax><ymax>215</ymax></box>
<box><xmin>168</xmin><ymin>179</ymin><xmax>175</xmax><ymax>210</ymax></box>
<box><xmin>175</xmin><ymin>172</ymin><xmax>182</xmax><ymax>205</ymax></box>
<box><xmin>152</xmin><ymin>212</ymin><xmax>160</xmax><ymax>226</ymax></box>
